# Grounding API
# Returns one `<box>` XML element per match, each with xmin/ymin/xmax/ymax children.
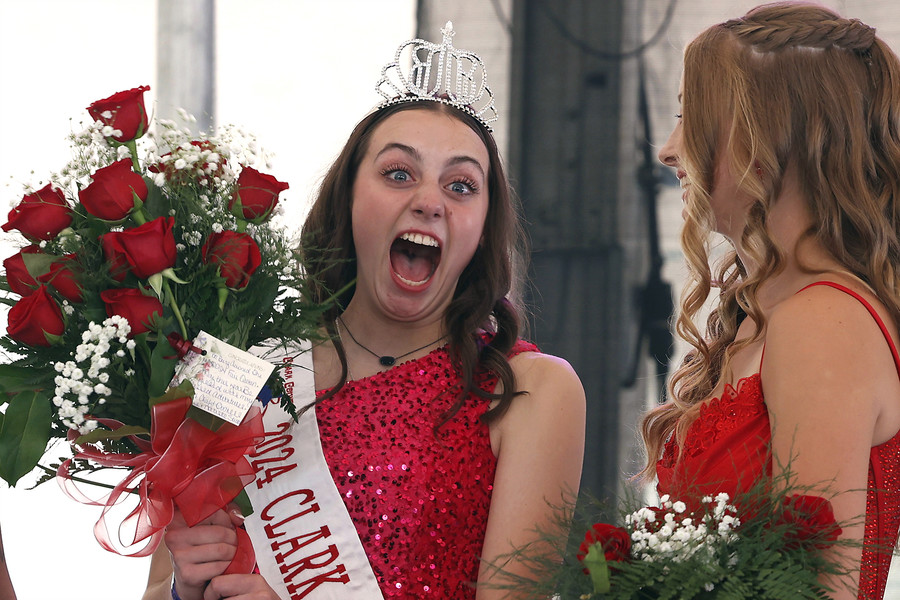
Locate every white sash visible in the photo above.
<box><xmin>244</xmin><ymin>341</ymin><xmax>385</xmax><ymax>600</ymax></box>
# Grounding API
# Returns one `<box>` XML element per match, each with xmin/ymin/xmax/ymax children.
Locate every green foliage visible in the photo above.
<box><xmin>148</xmin><ymin>335</ymin><xmax>178</xmax><ymax>398</ymax></box>
<box><xmin>0</xmin><ymin>391</ymin><xmax>52</xmax><ymax>485</ymax></box>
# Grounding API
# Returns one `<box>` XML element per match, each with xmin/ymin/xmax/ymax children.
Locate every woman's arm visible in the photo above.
<box><xmin>142</xmin><ymin>540</ymin><xmax>175</xmax><ymax>600</ymax></box>
<box><xmin>477</xmin><ymin>352</ymin><xmax>587</xmax><ymax>599</ymax></box>
<box><xmin>0</xmin><ymin>526</ymin><xmax>16</xmax><ymax>600</ymax></box>
<box><xmin>763</xmin><ymin>285</ymin><xmax>900</xmax><ymax>600</ymax></box>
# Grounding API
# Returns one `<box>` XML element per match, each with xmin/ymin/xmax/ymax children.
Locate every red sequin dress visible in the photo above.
<box><xmin>656</xmin><ymin>282</ymin><xmax>900</xmax><ymax>600</ymax></box>
<box><xmin>316</xmin><ymin>338</ymin><xmax>537</xmax><ymax>599</ymax></box>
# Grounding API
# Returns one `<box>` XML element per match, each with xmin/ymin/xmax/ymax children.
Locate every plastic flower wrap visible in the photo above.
<box><xmin>492</xmin><ymin>474</ymin><xmax>853</xmax><ymax>600</ymax></box>
<box><xmin>0</xmin><ymin>86</ymin><xmax>328</xmax><ymax>566</ymax></box>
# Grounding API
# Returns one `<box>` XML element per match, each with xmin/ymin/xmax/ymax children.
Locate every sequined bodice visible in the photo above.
<box><xmin>657</xmin><ymin>283</ymin><xmax>900</xmax><ymax>600</ymax></box>
<box><xmin>316</xmin><ymin>339</ymin><xmax>537</xmax><ymax>599</ymax></box>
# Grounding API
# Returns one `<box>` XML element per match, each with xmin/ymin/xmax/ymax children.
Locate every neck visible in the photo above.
<box><xmin>335</xmin><ymin>307</ymin><xmax>447</xmax><ymax>375</ymax></box>
<box><xmin>736</xmin><ymin>174</ymin><xmax>848</xmax><ymax>313</ymax></box>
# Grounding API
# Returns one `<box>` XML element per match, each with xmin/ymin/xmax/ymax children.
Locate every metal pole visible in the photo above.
<box><xmin>156</xmin><ymin>0</ymin><xmax>216</xmax><ymax>133</ymax></box>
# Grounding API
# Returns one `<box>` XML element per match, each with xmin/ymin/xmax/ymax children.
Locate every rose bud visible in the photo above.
<box><xmin>100</xmin><ymin>287</ymin><xmax>164</xmax><ymax>336</ymax></box>
<box><xmin>777</xmin><ymin>494</ymin><xmax>843</xmax><ymax>549</ymax></box>
<box><xmin>87</xmin><ymin>85</ymin><xmax>151</xmax><ymax>143</ymax></box>
<box><xmin>577</xmin><ymin>523</ymin><xmax>632</xmax><ymax>566</ymax></box>
<box><xmin>202</xmin><ymin>230</ymin><xmax>262</xmax><ymax>289</ymax></box>
<box><xmin>229</xmin><ymin>166</ymin><xmax>288</xmax><ymax>223</ymax></box>
<box><xmin>3</xmin><ymin>246</ymin><xmax>42</xmax><ymax>297</ymax></box>
<box><xmin>101</xmin><ymin>217</ymin><xmax>177</xmax><ymax>281</ymax></box>
<box><xmin>38</xmin><ymin>254</ymin><xmax>83</xmax><ymax>303</ymax></box>
<box><xmin>1</xmin><ymin>184</ymin><xmax>72</xmax><ymax>241</ymax></box>
<box><xmin>7</xmin><ymin>285</ymin><xmax>65</xmax><ymax>347</ymax></box>
<box><xmin>79</xmin><ymin>159</ymin><xmax>148</xmax><ymax>221</ymax></box>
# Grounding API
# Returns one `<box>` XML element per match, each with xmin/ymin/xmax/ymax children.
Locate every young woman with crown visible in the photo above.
<box><xmin>144</xmin><ymin>23</ymin><xmax>586</xmax><ymax>600</ymax></box>
<box><xmin>646</xmin><ymin>3</ymin><xmax>900</xmax><ymax>598</ymax></box>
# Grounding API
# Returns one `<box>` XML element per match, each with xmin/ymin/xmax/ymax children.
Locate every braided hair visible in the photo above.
<box><xmin>640</xmin><ymin>2</ymin><xmax>900</xmax><ymax>478</ymax></box>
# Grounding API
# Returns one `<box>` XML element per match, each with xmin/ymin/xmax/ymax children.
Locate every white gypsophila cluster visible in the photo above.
<box><xmin>182</xmin><ymin>230</ymin><xmax>204</xmax><ymax>246</ymax></box>
<box><xmin>215</xmin><ymin>123</ymin><xmax>274</xmax><ymax>170</ymax></box>
<box><xmin>626</xmin><ymin>493</ymin><xmax>740</xmax><ymax>565</ymax></box>
<box><xmin>52</xmin><ymin>316</ymin><xmax>135</xmax><ymax>434</ymax></box>
<box><xmin>148</xmin><ymin>138</ymin><xmax>231</xmax><ymax>189</ymax></box>
<box><xmin>144</xmin><ymin>115</ymin><xmax>272</xmax><ymax>190</ymax></box>
<box><xmin>52</xmin><ymin>120</ymin><xmax>118</xmax><ymax>194</ymax></box>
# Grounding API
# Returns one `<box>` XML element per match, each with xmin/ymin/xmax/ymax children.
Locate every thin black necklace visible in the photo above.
<box><xmin>336</xmin><ymin>316</ymin><xmax>447</xmax><ymax>367</ymax></box>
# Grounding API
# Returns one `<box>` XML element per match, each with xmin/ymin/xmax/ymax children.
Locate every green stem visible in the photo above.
<box><xmin>126</xmin><ymin>140</ymin><xmax>140</xmax><ymax>172</ymax></box>
<box><xmin>131</xmin><ymin>205</ymin><xmax>148</xmax><ymax>225</ymax></box>
<box><xmin>236</xmin><ymin>218</ymin><xmax>248</xmax><ymax>234</ymax></box>
<box><xmin>36</xmin><ymin>463</ymin><xmax>134</xmax><ymax>494</ymax></box>
<box><xmin>163</xmin><ymin>279</ymin><xmax>189</xmax><ymax>339</ymax></box>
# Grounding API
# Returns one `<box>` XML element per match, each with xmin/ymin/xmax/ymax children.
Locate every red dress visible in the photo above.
<box><xmin>657</xmin><ymin>282</ymin><xmax>900</xmax><ymax>600</ymax></box>
<box><xmin>316</xmin><ymin>338</ymin><xmax>537</xmax><ymax>599</ymax></box>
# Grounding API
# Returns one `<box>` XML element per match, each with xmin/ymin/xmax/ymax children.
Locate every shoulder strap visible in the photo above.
<box><xmin>797</xmin><ymin>281</ymin><xmax>900</xmax><ymax>377</ymax></box>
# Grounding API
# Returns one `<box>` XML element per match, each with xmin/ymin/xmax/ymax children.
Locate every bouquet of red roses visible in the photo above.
<box><xmin>0</xmin><ymin>86</ymin><xmax>325</xmax><ymax>566</ymax></box>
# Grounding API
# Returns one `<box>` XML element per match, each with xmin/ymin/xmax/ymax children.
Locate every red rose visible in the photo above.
<box><xmin>229</xmin><ymin>166</ymin><xmax>288</xmax><ymax>223</ymax></box>
<box><xmin>3</xmin><ymin>246</ymin><xmax>42</xmax><ymax>297</ymax></box>
<box><xmin>202</xmin><ymin>231</ymin><xmax>262</xmax><ymax>289</ymax></box>
<box><xmin>776</xmin><ymin>494</ymin><xmax>842</xmax><ymax>549</ymax></box>
<box><xmin>2</xmin><ymin>184</ymin><xmax>72</xmax><ymax>241</ymax></box>
<box><xmin>7</xmin><ymin>285</ymin><xmax>65</xmax><ymax>347</ymax></box>
<box><xmin>79</xmin><ymin>159</ymin><xmax>148</xmax><ymax>221</ymax></box>
<box><xmin>102</xmin><ymin>217</ymin><xmax>177</xmax><ymax>281</ymax></box>
<box><xmin>577</xmin><ymin>523</ymin><xmax>632</xmax><ymax>572</ymax></box>
<box><xmin>38</xmin><ymin>254</ymin><xmax>83</xmax><ymax>303</ymax></box>
<box><xmin>100</xmin><ymin>288</ymin><xmax>163</xmax><ymax>336</ymax></box>
<box><xmin>87</xmin><ymin>85</ymin><xmax>151</xmax><ymax>143</ymax></box>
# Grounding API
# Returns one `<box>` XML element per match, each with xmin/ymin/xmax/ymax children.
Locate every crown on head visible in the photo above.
<box><xmin>376</xmin><ymin>21</ymin><xmax>498</xmax><ymax>131</ymax></box>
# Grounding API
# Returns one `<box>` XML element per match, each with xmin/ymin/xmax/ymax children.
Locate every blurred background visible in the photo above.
<box><xmin>1</xmin><ymin>1</ymin><xmax>898</xmax><ymax>597</ymax></box>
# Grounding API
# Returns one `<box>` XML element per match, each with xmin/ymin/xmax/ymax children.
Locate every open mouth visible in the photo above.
<box><xmin>389</xmin><ymin>232</ymin><xmax>441</xmax><ymax>287</ymax></box>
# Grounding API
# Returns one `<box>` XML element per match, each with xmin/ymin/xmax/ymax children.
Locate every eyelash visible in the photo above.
<box><xmin>451</xmin><ymin>177</ymin><xmax>479</xmax><ymax>194</ymax></box>
<box><xmin>381</xmin><ymin>164</ymin><xmax>410</xmax><ymax>179</ymax></box>
<box><xmin>675</xmin><ymin>113</ymin><xmax>683</xmax><ymax>119</ymax></box>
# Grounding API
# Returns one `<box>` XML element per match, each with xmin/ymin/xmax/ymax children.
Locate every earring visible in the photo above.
<box><xmin>754</xmin><ymin>161</ymin><xmax>763</xmax><ymax>177</ymax></box>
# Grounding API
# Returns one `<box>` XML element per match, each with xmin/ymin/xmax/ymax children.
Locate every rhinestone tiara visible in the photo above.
<box><xmin>375</xmin><ymin>21</ymin><xmax>498</xmax><ymax>131</ymax></box>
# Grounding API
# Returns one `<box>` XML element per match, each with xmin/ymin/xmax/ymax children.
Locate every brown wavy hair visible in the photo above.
<box><xmin>640</xmin><ymin>2</ymin><xmax>900</xmax><ymax>479</ymax></box>
<box><xmin>300</xmin><ymin>100</ymin><xmax>528</xmax><ymax>424</ymax></box>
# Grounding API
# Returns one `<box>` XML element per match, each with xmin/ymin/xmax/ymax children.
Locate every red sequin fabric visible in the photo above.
<box><xmin>316</xmin><ymin>338</ymin><xmax>537</xmax><ymax>599</ymax></box>
<box><xmin>657</xmin><ymin>282</ymin><xmax>900</xmax><ymax>600</ymax></box>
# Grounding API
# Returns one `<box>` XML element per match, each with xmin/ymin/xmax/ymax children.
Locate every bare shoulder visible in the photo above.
<box><xmin>766</xmin><ymin>282</ymin><xmax>894</xmax><ymax>359</ymax></box>
<box><xmin>509</xmin><ymin>351</ymin><xmax>584</xmax><ymax>400</ymax></box>
<box><xmin>763</xmin><ymin>281</ymin><xmax>900</xmax><ymax>441</ymax></box>
<box><xmin>499</xmin><ymin>351</ymin><xmax>586</xmax><ymax>435</ymax></box>
<box><xmin>491</xmin><ymin>350</ymin><xmax>586</xmax><ymax>477</ymax></box>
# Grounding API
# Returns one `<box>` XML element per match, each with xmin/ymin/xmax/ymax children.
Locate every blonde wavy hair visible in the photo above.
<box><xmin>640</xmin><ymin>2</ymin><xmax>900</xmax><ymax>479</ymax></box>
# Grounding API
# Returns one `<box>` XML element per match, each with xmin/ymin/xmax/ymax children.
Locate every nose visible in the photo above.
<box><xmin>657</xmin><ymin>124</ymin><xmax>681</xmax><ymax>168</ymax></box>
<box><xmin>411</xmin><ymin>186</ymin><xmax>445</xmax><ymax>219</ymax></box>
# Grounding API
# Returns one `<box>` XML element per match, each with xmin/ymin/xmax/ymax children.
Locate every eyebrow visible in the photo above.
<box><xmin>677</xmin><ymin>92</ymin><xmax>683</xmax><ymax>104</ymax></box>
<box><xmin>447</xmin><ymin>155</ymin><xmax>486</xmax><ymax>178</ymax></box>
<box><xmin>374</xmin><ymin>142</ymin><xmax>486</xmax><ymax>178</ymax></box>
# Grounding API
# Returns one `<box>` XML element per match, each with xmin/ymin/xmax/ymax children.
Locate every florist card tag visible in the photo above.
<box><xmin>170</xmin><ymin>330</ymin><xmax>275</xmax><ymax>425</ymax></box>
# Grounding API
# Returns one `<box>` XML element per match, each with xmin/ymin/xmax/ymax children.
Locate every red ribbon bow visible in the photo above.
<box><xmin>57</xmin><ymin>396</ymin><xmax>264</xmax><ymax>573</ymax></box>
